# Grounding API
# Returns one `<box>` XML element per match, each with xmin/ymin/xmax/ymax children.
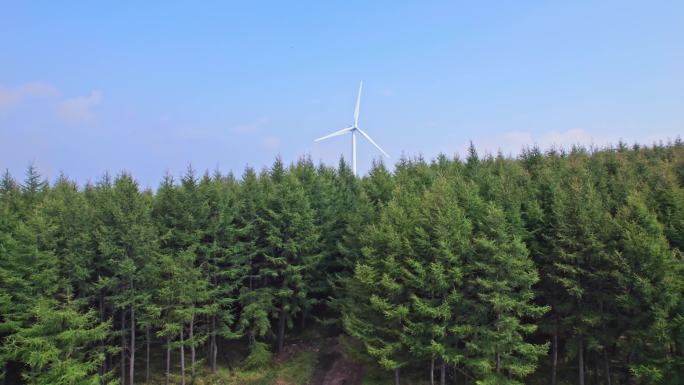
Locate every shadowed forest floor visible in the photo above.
<box><xmin>134</xmin><ymin>331</ymin><xmax>588</xmax><ymax>385</ymax></box>
<box><xmin>141</xmin><ymin>336</ymin><xmax>374</xmax><ymax>385</ymax></box>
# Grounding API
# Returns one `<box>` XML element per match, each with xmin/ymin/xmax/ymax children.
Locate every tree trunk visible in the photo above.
<box><xmin>130</xmin><ymin>304</ymin><xmax>135</xmax><ymax>385</ymax></box>
<box><xmin>440</xmin><ymin>361</ymin><xmax>446</xmax><ymax>385</ymax></box>
<box><xmin>394</xmin><ymin>368</ymin><xmax>400</xmax><ymax>385</ymax></box>
<box><xmin>430</xmin><ymin>357</ymin><xmax>435</xmax><ymax>385</ymax></box>
<box><xmin>579</xmin><ymin>336</ymin><xmax>585</xmax><ymax>385</ymax></box>
<box><xmin>462</xmin><ymin>352</ymin><xmax>469</xmax><ymax>385</ymax></box>
<box><xmin>205</xmin><ymin>314</ymin><xmax>210</xmax><ymax>359</ymax></box>
<box><xmin>165</xmin><ymin>336</ymin><xmax>171</xmax><ymax>385</ymax></box>
<box><xmin>99</xmin><ymin>290</ymin><xmax>107</xmax><ymax>381</ymax></box>
<box><xmin>603</xmin><ymin>349</ymin><xmax>612</xmax><ymax>385</ymax></box>
<box><xmin>249</xmin><ymin>256</ymin><xmax>253</xmax><ymax>290</ymax></box>
<box><xmin>190</xmin><ymin>313</ymin><xmax>195</xmax><ymax>378</ymax></box>
<box><xmin>211</xmin><ymin>315</ymin><xmax>217</xmax><ymax>373</ymax></box>
<box><xmin>146</xmin><ymin>326</ymin><xmax>150</xmax><ymax>384</ymax></box>
<box><xmin>301</xmin><ymin>308</ymin><xmax>307</xmax><ymax>329</ymax></box>
<box><xmin>121</xmin><ymin>310</ymin><xmax>127</xmax><ymax>385</ymax></box>
<box><xmin>180</xmin><ymin>326</ymin><xmax>186</xmax><ymax>385</ymax></box>
<box><xmin>212</xmin><ymin>340</ymin><xmax>218</xmax><ymax>374</ymax></box>
<box><xmin>278</xmin><ymin>304</ymin><xmax>287</xmax><ymax>353</ymax></box>
<box><xmin>552</xmin><ymin>323</ymin><xmax>558</xmax><ymax>385</ymax></box>
<box><xmin>496</xmin><ymin>351</ymin><xmax>501</xmax><ymax>374</ymax></box>
<box><xmin>107</xmin><ymin>355</ymin><xmax>113</xmax><ymax>382</ymax></box>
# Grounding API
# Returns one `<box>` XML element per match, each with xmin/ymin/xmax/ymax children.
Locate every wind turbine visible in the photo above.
<box><xmin>314</xmin><ymin>81</ymin><xmax>390</xmax><ymax>176</ymax></box>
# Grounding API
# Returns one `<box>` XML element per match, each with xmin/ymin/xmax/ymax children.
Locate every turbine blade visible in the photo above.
<box><xmin>353</xmin><ymin>81</ymin><xmax>363</xmax><ymax>127</ymax></box>
<box><xmin>357</xmin><ymin>128</ymin><xmax>390</xmax><ymax>158</ymax></box>
<box><xmin>314</xmin><ymin>126</ymin><xmax>354</xmax><ymax>142</ymax></box>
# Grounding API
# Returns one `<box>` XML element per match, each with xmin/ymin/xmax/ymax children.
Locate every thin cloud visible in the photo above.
<box><xmin>57</xmin><ymin>90</ymin><xmax>102</xmax><ymax>123</ymax></box>
<box><xmin>468</xmin><ymin>128</ymin><xmax>611</xmax><ymax>157</ymax></box>
<box><xmin>262</xmin><ymin>135</ymin><xmax>281</xmax><ymax>150</ymax></box>
<box><xmin>0</xmin><ymin>82</ymin><xmax>59</xmax><ymax>109</ymax></box>
<box><xmin>540</xmin><ymin>128</ymin><xmax>602</xmax><ymax>149</ymax></box>
<box><xmin>232</xmin><ymin>117</ymin><xmax>269</xmax><ymax>134</ymax></box>
<box><xmin>379</xmin><ymin>87</ymin><xmax>395</xmax><ymax>97</ymax></box>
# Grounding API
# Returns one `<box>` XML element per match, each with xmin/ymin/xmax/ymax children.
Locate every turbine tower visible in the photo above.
<box><xmin>314</xmin><ymin>81</ymin><xmax>390</xmax><ymax>176</ymax></box>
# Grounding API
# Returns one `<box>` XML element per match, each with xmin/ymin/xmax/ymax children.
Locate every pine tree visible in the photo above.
<box><xmin>38</xmin><ymin>174</ymin><xmax>95</xmax><ymax>299</ymax></box>
<box><xmin>2</xmin><ymin>297</ymin><xmax>111</xmax><ymax>385</ymax></box>
<box><xmin>362</xmin><ymin>161</ymin><xmax>394</xmax><ymax>207</ymax></box>
<box><xmin>0</xmin><ymin>170</ymin><xmax>59</xmax><ymax>383</ymax></box>
<box><xmin>401</xmin><ymin>178</ymin><xmax>470</xmax><ymax>385</ymax></box>
<box><xmin>343</xmin><ymin>184</ymin><xmax>416</xmax><ymax>385</ymax></box>
<box><xmin>257</xmin><ymin>161</ymin><xmax>320</xmax><ymax>353</ymax></box>
<box><xmin>196</xmin><ymin>172</ymin><xmax>243</xmax><ymax>373</ymax></box>
<box><xmin>19</xmin><ymin>164</ymin><xmax>48</xmax><ymax>217</ymax></box>
<box><xmin>235</xmin><ymin>167</ymin><xmax>272</xmax><ymax>365</ymax></box>
<box><xmin>610</xmin><ymin>193</ymin><xmax>681</xmax><ymax>383</ymax></box>
<box><xmin>544</xmin><ymin>162</ymin><xmax>613</xmax><ymax>385</ymax></box>
<box><xmin>92</xmin><ymin>173</ymin><xmax>157</xmax><ymax>385</ymax></box>
<box><xmin>2</xmin><ymin>138</ymin><xmax>684</xmax><ymax>384</ymax></box>
<box><xmin>152</xmin><ymin>171</ymin><xmax>210</xmax><ymax>385</ymax></box>
<box><xmin>460</xmin><ymin>200</ymin><xmax>548</xmax><ymax>384</ymax></box>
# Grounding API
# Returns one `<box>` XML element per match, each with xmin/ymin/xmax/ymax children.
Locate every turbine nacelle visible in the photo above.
<box><xmin>314</xmin><ymin>81</ymin><xmax>390</xmax><ymax>176</ymax></box>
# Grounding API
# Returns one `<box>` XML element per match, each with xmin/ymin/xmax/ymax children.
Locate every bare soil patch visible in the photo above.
<box><xmin>308</xmin><ymin>339</ymin><xmax>364</xmax><ymax>385</ymax></box>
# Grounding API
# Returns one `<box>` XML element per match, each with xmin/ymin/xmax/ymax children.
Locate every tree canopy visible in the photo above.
<box><xmin>2</xmin><ymin>140</ymin><xmax>684</xmax><ymax>385</ymax></box>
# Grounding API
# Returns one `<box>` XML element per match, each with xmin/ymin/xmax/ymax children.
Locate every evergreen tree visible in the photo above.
<box><xmin>610</xmin><ymin>193</ymin><xmax>681</xmax><ymax>383</ymax></box>
<box><xmin>257</xmin><ymin>161</ymin><xmax>321</xmax><ymax>353</ymax></box>
<box><xmin>460</xmin><ymin>200</ymin><xmax>548</xmax><ymax>384</ymax></box>
<box><xmin>2</xmin><ymin>297</ymin><xmax>111</xmax><ymax>385</ymax></box>
<box><xmin>401</xmin><ymin>178</ymin><xmax>470</xmax><ymax>385</ymax></box>
<box><xmin>0</xmin><ymin>170</ymin><xmax>59</xmax><ymax>383</ymax></box>
<box><xmin>2</xmin><ymin>140</ymin><xmax>684</xmax><ymax>384</ymax></box>
<box><xmin>196</xmin><ymin>172</ymin><xmax>243</xmax><ymax>373</ymax></box>
<box><xmin>92</xmin><ymin>173</ymin><xmax>157</xmax><ymax>385</ymax></box>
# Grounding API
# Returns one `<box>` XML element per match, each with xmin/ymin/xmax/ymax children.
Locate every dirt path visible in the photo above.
<box><xmin>308</xmin><ymin>340</ymin><xmax>364</xmax><ymax>385</ymax></box>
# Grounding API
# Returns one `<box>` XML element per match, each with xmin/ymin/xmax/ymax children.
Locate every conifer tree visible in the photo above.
<box><xmin>362</xmin><ymin>161</ymin><xmax>394</xmax><ymax>207</ymax></box>
<box><xmin>235</xmin><ymin>167</ymin><xmax>273</xmax><ymax>365</ymax></box>
<box><xmin>19</xmin><ymin>164</ymin><xmax>48</xmax><ymax>217</ymax></box>
<box><xmin>545</xmin><ymin>162</ymin><xmax>613</xmax><ymax>385</ymax></box>
<box><xmin>401</xmin><ymin>178</ymin><xmax>470</xmax><ymax>385</ymax></box>
<box><xmin>38</xmin><ymin>174</ymin><xmax>95</xmax><ymax>299</ymax></box>
<box><xmin>196</xmin><ymin>172</ymin><xmax>243</xmax><ymax>373</ymax></box>
<box><xmin>610</xmin><ymin>193</ymin><xmax>681</xmax><ymax>383</ymax></box>
<box><xmin>0</xmin><ymin>169</ymin><xmax>59</xmax><ymax>383</ymax></box>
<box><xmin>257</xmin><ymin>160</ymin><xmax>321</xmax><ymax>353</ymax></box>
<box><xmin>460</xmin><ymin>201</ymin><xmax>548</xmax><ymax>384</ymax></box>
<box><xmin>2</xmin><ymin>297</ymin><xmax>111</xmax><ymax>385</ymax></box>
<box><xmin>92</xmin><ymin>173</ymin><xmax>156</xmax><ymax>385</ymax></box>
<box><xmin>2</xmin><ymin>140</ymin><xmax>684</xmax><ymax>384</ymax></box>
<box><xmin>343</xmin><ymin>184</ymin><xmax>418</xmax><ymax>385</ymax></box>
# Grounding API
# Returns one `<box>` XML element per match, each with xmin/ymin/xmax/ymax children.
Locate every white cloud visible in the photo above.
<box><xmin>232</xmin><ymin>117</ymin><xmax>269</xmax><ymax>134</ymax></box>
<box><xmin>379</xmin><ymin>87</ymin><xmax>395</xmax><ymax>97</ymax></box>
<box><xmin>468</xmin><ymin>128</ymin><xmax>614</xmax><ymax>157</ymax></box>
<box><xmin>0</xmin><ymin>82</ymin><xmax>59</xmax><ymax>108</ymax></box>
<box><xmin>262</xmin><ymin>135</ymin><xmax>280</xmax><ymax>150</ymax></box>
<box><xmin>538</xmin><ymin>128</ymin><xmax>605</xmax><ymax>149</ymax></box>
<box><xmin>57</xmin><ymin>90</ymin><xmax>102</xmax><ymax>123</ymax></box>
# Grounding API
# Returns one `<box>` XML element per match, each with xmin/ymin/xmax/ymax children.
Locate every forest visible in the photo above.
<box><xmin>1</xmin><ymin>140</ymin><xmax>684</xmax><ymax>385</ymax></box>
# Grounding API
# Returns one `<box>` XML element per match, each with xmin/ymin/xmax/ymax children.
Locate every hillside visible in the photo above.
<box><xmin>2</xmin><ymin>140</ymin><xmax>684</xmax><ymax>385</ymax></box>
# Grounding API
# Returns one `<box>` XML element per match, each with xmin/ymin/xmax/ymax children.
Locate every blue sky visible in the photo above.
<box><xmin>1</xmin><ymin>1</ymin><xmax>683</xmax><ymax>188</ymax></box>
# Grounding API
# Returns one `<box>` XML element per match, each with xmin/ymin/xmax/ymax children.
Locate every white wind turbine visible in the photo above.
<box><xmin>314</xmin><ymin>81</ymin><xmax>390</xmax><ymax>176</ymax></box>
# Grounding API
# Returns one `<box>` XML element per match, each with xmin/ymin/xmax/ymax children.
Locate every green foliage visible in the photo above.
<box><xmin>243</xmin><ymin>341</ymin><xmax>273</xmax><ymax>369</ymax></box>
<box><xmin>2</xmin><ymin>297</ymin><xmax>111</xmax><ymax>385</ymax></box>
<box><xmin>229</xmin><ymin>349</ymin><xmax>317</xmax><ymax>385</ymax></box>
<box><xmin>2</xmin><ymin>141</ymin><xmax>684</xmax><ymax>385</ymax></box>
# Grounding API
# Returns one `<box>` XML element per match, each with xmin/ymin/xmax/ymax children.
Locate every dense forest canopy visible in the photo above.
<box><xmin>1</xmin><ymin>140</ymin><xmax>684</xmax><ymax>385</ymax></box>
